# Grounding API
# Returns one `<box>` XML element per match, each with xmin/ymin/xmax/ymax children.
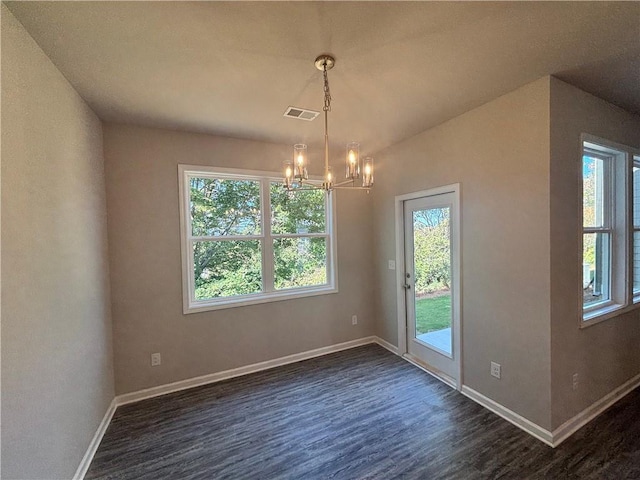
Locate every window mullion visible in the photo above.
<box><xmin>583</xmin><ymin>227</ymin><xmax>610</xmax><ymax>234</ymax></box>
<box><xmin>189</xmin><ymin>238</ymin><xmax>197</xmax><ymax>304</ymax></box>
<box><xmin>191</xmin><ymin>235</ymin><xmax>264</xmax><ymax>242</ymax></box>
<box><xmin>271</xmin><ymin>232</ymin><xmax>329</xmax><ymax>239</ymax></box>
<box><xmin>261</xmin><ymin>179</ymin><xmax>275</xmax><ymax>293</ymax></box>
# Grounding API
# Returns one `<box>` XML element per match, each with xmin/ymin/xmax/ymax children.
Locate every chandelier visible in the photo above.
<box><xmin>283</xmin><ymin>54</ymin><xmax>374</xmax><ymax>192</ymax></box>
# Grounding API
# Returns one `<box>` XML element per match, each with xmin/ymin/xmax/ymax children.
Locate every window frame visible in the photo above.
<box><xmin>581</xmin><ymin>134</ymin><xmax>635</xmax><ymax>326</ymax></box>
<box><xmin>582</xmin><ymin>148</ymin><xmax>615</xmax><ymax>313</ymax></box>
<box><xmin>632</xmin><ymin>155</ymin><xmax>640</xmax><ymax>301</ymax></box>
<box><xmin>178</xmin><ymin>164</ymin><xmax>338</xmax><ymax>314</ymax></box>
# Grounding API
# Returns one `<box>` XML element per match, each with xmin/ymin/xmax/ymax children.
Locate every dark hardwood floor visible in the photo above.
<box><xmin>86</xmin><ymin>345</ymin><xmax>640</xmax><ymax>479</ymax></box>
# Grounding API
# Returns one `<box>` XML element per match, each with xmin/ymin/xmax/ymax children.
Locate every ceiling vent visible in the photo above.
<box><xmin>283</xmin><ymin>106</ymin><xmax>320</xmax><ymax>121</ymax></box>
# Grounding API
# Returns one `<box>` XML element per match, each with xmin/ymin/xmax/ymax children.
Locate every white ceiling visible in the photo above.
<box><xmin>5</xmin><ymin>1</ymin><xmax>640</xmax><ymax>159</ymax></box>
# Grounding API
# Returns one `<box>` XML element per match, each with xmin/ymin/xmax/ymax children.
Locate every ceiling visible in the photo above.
<box><xmin>5</xmin><ymin>1</ymin><xmax>640</xmax><ymax>159</ymax></box>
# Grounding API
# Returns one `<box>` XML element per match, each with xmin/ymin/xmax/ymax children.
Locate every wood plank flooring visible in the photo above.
<box><xmin>86</xmin><ymin>345</ymin><xmax>640</xmax><ymax>479</ymax></box>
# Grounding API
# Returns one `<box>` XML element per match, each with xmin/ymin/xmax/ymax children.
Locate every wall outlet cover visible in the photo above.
<box><xmin>151</xmin><ymin>353</ymin><xmax>161</xmax><ymax>367</ymax></box>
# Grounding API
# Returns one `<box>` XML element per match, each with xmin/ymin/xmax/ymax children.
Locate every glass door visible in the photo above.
<box><xmin>403</xmin><ymin>191</ymin><xmax>459</xmax><ymax>385</ymax></box>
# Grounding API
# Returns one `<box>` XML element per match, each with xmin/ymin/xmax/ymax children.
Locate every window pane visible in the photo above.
<box><xmin>270</xmin><ymin>183</ymin><xmax>326</xmax><ymax>234</ymax></box>
<box><xmin>634</xmin><ymin>165</ymin><xmax>640</xmax><ymax>228</ymax></box>
<box><xmin>583</xmin><ymin>232</ymin><xmax>610</xmax><ymax>307</ymax></box>
<box><xmin>583</xmin><ymin>155</ymin><xmax>605</xmax><ymax>228</ymax></box>
<box><xmin>634</xmin><ymin>230</ymin><xmax>640</xmax><ymax>294</ymax></box>
<box><xmin>413</xmin><ymin>207</ymin><xmax>452</xmax><ymax>356</ymax></box>
<box><xmin>193</xmin><ymin>240</ymin><xmax>262</xmax><ymax>300</ymax></box>
<box><xmin>274</xmin><ymin>237</ymin><xmax>327</xmax><ymax>289</ymax></box>
<box><xmin>190</xmin><ymin>177</ymin><xmax>261</xmax><ymax>237</ymax></box>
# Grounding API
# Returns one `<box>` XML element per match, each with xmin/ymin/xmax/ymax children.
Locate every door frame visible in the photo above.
<box><xmin>394</xmin><ymin>183</ymin><xmax>462</xmax><ymax>389</ymax></box>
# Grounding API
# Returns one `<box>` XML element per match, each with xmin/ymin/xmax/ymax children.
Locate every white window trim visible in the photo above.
<box><xmin>178</xmin><ymin>164</ymin><xmax>338</xmax><ymax>314</ymax></box>
<box><xmin>580</xmin><ymin>134</ymin><xmax>638</xmax><ymax>327</ymax></box>
<box><xmin>632</xmin><ymin>154</ymin><xmax>640</xmax><ymax>304</ymax></box>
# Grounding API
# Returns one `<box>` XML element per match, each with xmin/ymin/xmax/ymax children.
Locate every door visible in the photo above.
<box><xmin>403</xmin><ymin>190</ymin><xmax>460</xmax><ymax>386</ymax></box>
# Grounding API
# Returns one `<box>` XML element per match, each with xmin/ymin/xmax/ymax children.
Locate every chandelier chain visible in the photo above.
<box><xmin>323</xmin><ymin>66</ymin><xmax>331</xmax><ymax>112</ymax></box>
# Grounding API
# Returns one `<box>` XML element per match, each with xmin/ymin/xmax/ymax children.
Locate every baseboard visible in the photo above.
<box><xmin>116</xmin><ymin>336</ymin><xmax>378</xmax><ymax>406</ymax></box>
<box><xmin>74</xmin><ymin>337</ymin><xmax>380</xmax><ymax>478</ymax></box>
<box><xmin>551</xmin><ymin>371</ymin><xmax>640</xmax><ymax>446</ymax></box>
<box><xmin>73</xmin><ymin>338</ymin><xmax>640</xmax><ymax>477</ymax></box>
<box><xmin>73</xmin><ymin>398</ymin><xmax>117</xmax><ymax>480</ymax></box>
<box><xmin>461</xmin><ymin>385</ymin><xmax>554</xmax><ymax>447</ymax></box>
<box><xmin>372</xmin><ymin>336</ymin><xmax>399</xmax><ymax>355</ymax></box>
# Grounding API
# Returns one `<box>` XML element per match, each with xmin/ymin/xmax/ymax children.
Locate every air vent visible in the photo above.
<box><xmin>283</xmin><ymin>106</ymin><xmax>320</xmax><ymax>121</ymax></box>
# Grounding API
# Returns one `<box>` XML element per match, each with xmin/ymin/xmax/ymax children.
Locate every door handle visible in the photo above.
<box><xmin>403</xmin><ymin>284</ymin><xmax>411</xmax><ymax>290</ymax></box>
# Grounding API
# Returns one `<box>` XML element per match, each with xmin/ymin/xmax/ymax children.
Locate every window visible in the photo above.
<box><xmin>582</xmin><ymin>148</ymin><xmax>613</xmax><ymax>308</ymax></box>
<box><xmin>581</xmin><ymin>136</ymin><xmax>639</xmax><ymax>324</ymax></box>
<box><xmin>179</xmin><ymin>165</ymin><xmax>336</xmax><ymax>313</ymax></box>
<box><xmin>633</xmin><ymin>155</ymin><xmax>640</xmax><ymax>295</ymax></box>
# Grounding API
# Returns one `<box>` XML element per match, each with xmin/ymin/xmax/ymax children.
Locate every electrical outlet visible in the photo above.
<box><xmin>490</xmin><ymin>361</ymin><xmax>501</xmax><ymax>379</ymax></box>
<box><xmin>388</xmin><ymin>260</ymin><xmax>396</xmax><ymax>270</ymax></box>
<box><xmin>352</xmin><ymin>315</ymin><xmax>358</xmax><ymax>325</ymax></box>
<box><xmin>572</xmin><ymin>373</ymin><xmax>579</xmax><ymax>391</ymax></box>
<box><xmin>151</xmin><ymin>352</ymin><xmax>161</xmax><ymax>367</ymax></box>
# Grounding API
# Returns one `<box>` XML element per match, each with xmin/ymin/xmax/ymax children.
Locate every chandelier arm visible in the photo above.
<box><xmin>332</xmin><ymin>186</ymin><xmax>372</xmax><ymax>190</ymax></box>
<box><xmin>333</xmin><ymin>178</ymin><xmax>356</xmax><ymax>188</ymax></box>
<box><xmin>286</xmin><ymin>184</ymin><xmax>324</xmax><ymax>191</ymax></box>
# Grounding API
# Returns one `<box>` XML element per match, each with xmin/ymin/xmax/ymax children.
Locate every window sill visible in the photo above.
<box><xmin>184</xmin><ymin>285</ymin><xmax>338</xmax><ymax>314</ymax></box>
<box><xmin>582</xmin><ymin>302</ymin><xmax>640</xmax><ymax>328</ymax></box>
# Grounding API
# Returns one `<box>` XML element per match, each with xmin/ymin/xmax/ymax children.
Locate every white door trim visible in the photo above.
<box><xmin>394</xmin><ymin>183</ymin><xmax>462</xmax><ymax>389</ymax></box>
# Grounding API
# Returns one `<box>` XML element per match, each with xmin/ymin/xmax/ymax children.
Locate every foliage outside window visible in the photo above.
<box><xmin>412</xmin><ymin>207</ymin><xmax>451</xmax><ymax>294</ymax></box>
<box><xmin>581</xmin><ymin>137</ymin><xmax>639</xmax><ymax>324</ymax></box>
<box><xmin>179</xmin><ymin>165</ymin><xmax>336</xmax><ymax>313</ymax></box>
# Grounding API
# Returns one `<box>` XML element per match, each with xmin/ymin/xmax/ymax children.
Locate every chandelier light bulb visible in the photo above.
<box><xmin>293</xmin><ymin>143</ymin><xmax>308</xmax><ymax>180</ymax></box>
<box><xmin>362</xmin><ymin>157</ymin><xmax>374</xmax><ymax>188</ymax></box>
<box><xmin>283</xmin><ymin>160</ymin><xmax>294</xmax><ymax>188</ymax></box>
<box><xmin>324</xmin><ymin>166</ymin><xmax>334</xmax><ymax>190</ymax></box>
<box><xmin>346</xmin><ymin>142</ymin><xmax>360</xmax><ymax>180</ymax></box>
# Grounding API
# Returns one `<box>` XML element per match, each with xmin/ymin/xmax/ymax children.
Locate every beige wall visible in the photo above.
<box><xmin>3</xmin><ymin>12</ymin><xmax>637</xmax><ymax>474</ymax></box>
<box><xmin>103</xmin><ymin>124</ymin><xmax>375</xmax><ymax>395</ymax></box>
<box><xmin>372</xmin><ymin>78</ymin><xmax>553</xmax><ymax>429</ymax></box>
<box><xmin>1</xmin><ymin>6</ymin><xmax>114</xmax><ymax>479</ymax></box>
<box><xmin>549</xmin><ymin>78</ymin><xmax>640</xmax><ymax>429</ymax></box>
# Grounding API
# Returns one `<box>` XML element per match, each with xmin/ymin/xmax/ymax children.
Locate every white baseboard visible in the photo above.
<box><xmin>74</xmin><ymin>337</ymin><xmax>380</xmax><ymax>478</ymax></box>
<box><xmin>116</xmin><ymin>336</ymin><xmax>378</xmax><ymax>406</ymax></box>
<box><xmin>551</xmin><ymin>371</ymin><xmax>640</xmax><ymax>446</ymax></box>
<box><xmin>73</xmin><ymin>398</ymin><xmax>117</xmax><ymax>480</ymax></box>
<box><xmin>373</xmin><ymin>336</ymin><xmax>399</xmax><ymax>355</ymax></box>
<box><xmin>73</xmin><ymin>335</ymin><xmax>640</xmax><ymax>478</ymax></box>
<box><xmin>461</xmin><ymin>385</ymin><xmax>554</xmax><ymax>447</ymax></box>
<box><xmin>462</xmin><ymin>371</ymin><xmax>640</xmax><ymax>448</ymax></box>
